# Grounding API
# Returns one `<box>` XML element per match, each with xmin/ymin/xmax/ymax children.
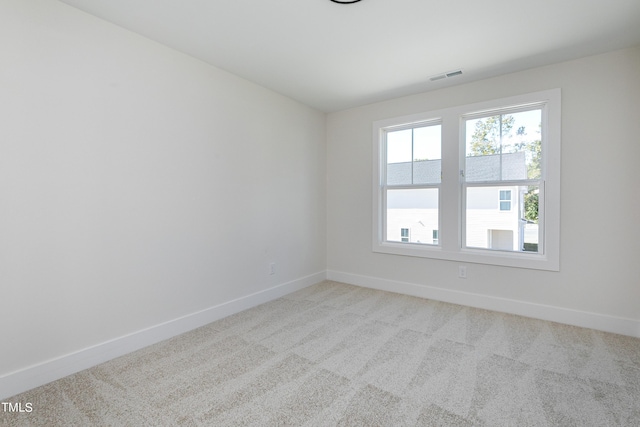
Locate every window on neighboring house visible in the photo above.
<box><xmin>373</xmin><ymin>89</ymin><xmax>561</xmax><ymax>271</ymax></box>
<box><xmin>499</xmin><ymin>190</ymin><xmax>511</xmax><ymax>211</ymax></box>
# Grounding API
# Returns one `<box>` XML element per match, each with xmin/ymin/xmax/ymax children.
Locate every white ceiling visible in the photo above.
<box><xmin>57</xmin><ymin>0</ymin><xmax>640</xmax><ymax>112</ymax></box>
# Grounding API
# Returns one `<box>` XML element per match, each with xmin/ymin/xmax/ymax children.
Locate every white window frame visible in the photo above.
<box><xmin>373</xmin><ymin>89</ymin><xmax>561</xmax><ymax>271</ymax></box>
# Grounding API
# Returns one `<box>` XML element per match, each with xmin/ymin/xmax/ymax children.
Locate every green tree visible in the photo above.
<box><xmin>524</xmin><ymin>188</ymin><xmax>539</xmax><ymax>223</ymax></box>
<box><xmin>469</xmin><ymin>115</ymin><xmax>515</xmax><ymax>155</ymax></box>
<box><xmin>513</xmin><ymin>124</ymin><xmax>542</xmax><ymax>179</ymax></box>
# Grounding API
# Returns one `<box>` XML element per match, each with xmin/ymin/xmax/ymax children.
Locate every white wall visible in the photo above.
<box><xmin>327</xmin><ymin>46</ymin><xmax>640</xmax><ymax>335</ymax></box>
<box><xmin>0</xmin><ymin>0</ymin><xmax>325</xmax><ymax>386</ymax></box>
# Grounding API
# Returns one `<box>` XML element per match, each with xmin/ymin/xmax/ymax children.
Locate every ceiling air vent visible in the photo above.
<box><xmin>430</xmin><ymin>69</ymin><xmax>463</xmax><ymax>82</ymax></box>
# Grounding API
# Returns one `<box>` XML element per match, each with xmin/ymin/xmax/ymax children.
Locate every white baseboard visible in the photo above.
<box><xmin>0</xmin><ymin>271</ymin><xmax>325</xmax><ymax>401</ymax></box>
<box><xmin>327</xmin><ymin>270</ymin><xmax>640</xmax><ymax>339</ymax></box>
<box><xmin>4</xmin><ymin>269</ymin><xmax>637</xmax><ymax>400</ymax></box>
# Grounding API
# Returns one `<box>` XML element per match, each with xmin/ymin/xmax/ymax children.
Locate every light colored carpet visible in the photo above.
<box><xmin>2</xmin><ymin>280</ymin><xmax>639</xmax><ymax>426</ymax></box>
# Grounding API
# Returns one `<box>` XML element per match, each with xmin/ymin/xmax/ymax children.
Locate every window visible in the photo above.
<box><xmin>464</xmin><ymin>108</ymin><xmax>543</xmax><ymax>253</ymax></box>
<box><xmin>499</xmin><ymin>190</ymin><xmax>511</xmax><ymax>211</ymax></box>
<box><xmin>383</xmin><ymin>121</ymin><xmax>441</xmax><ymax>246</ymax></box>
<box><xmin>373</xmin><ymin>89</ymin><xmax>561</xmax><ymax>270</ymax></box>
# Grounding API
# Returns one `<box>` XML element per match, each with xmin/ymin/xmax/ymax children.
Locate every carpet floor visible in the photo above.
<box><xmin>2</xmin><ymin>280</ymin><xmax>639</xmax><ymax>426</ymax></box>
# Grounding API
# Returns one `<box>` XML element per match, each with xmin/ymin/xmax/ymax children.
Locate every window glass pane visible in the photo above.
<box><xmin>386</xmin><ymin>125</ymin><xmax>441</xmax><ymax>185</ymax></box>
<box><xmin>386</xmin><ymin>188</ymin><xmax>438</xmax><ymax>244</ymax></box>
<box><xmin>465</xmin><ymin>185</ymin><xmax>539</xmax><ymax>252</ymax></box>
<box><xmin>465</xmin><ymin>110</ymin><xmax>542</xmax><ymax>182</ymax></box>
<box><xmin>522</xmin><ymin>185</ymin><xmax>540</xmax><ymax>252</ymax></box>
<box><xmin>413</xmin><ymin>125</ymin><xmax>441</xmax><ymax>184</ymax></box>
<box><xmin>386</xmin><ymin>129</ymin><xmax>412</xmax><ymax>185</ymax></box>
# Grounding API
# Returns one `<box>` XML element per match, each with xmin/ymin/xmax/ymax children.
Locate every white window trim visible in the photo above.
<box><xmin>372</xmin><ymin>89</ymin><xmax>561</xmax><ymax>271</ymax></box>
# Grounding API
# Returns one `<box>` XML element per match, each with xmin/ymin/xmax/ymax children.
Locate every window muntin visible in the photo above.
<box><xmin>373</xmin><ymin>89</ymin><xmax>560</xmax><ymax>271</ymax></box>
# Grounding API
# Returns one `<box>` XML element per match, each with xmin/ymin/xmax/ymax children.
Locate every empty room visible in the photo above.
<box><xmin>1</xmin><ymin>0</ymin><xmax>639</xmax><ymax>425</ymax></box>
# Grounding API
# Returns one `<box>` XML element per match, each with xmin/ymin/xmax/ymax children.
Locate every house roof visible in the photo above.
<box><xmin>387</xmin><ymin>152</ymin><xmax>527</xmax><ymax>185</ymax></box>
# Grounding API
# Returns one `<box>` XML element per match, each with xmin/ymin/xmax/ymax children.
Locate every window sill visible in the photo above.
<box><xmin>373</xmin><ymin>241</ymin><xmax>559</xmax><ymax>271</ymax></box>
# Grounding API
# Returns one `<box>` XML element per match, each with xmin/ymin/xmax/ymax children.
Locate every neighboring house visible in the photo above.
<box><xmin>386</xmin><ymin>152</ymin><xmax>538</xmax><ymax>251</ymax></box>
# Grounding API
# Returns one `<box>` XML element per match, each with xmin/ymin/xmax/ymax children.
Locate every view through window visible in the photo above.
<box><xmin>464</xmin><ymin>108</ymin><xmax>542</xmax><ymax>253</ymax></box>
<box><xmin>385</xmin><ymin>123</ymin><xmax>441</xmax><ymax>245</ymax></box>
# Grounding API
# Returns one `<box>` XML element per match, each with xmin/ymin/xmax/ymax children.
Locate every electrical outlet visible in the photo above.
<box><xmin>269</xmin><ymin>262</ymin><xmax>276</xmax><ymax>275</ymax></box>
<box><xmin>458</xmin><ymin>266</ymin><xmax>467</xmax><ymax>279</ymax></box>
